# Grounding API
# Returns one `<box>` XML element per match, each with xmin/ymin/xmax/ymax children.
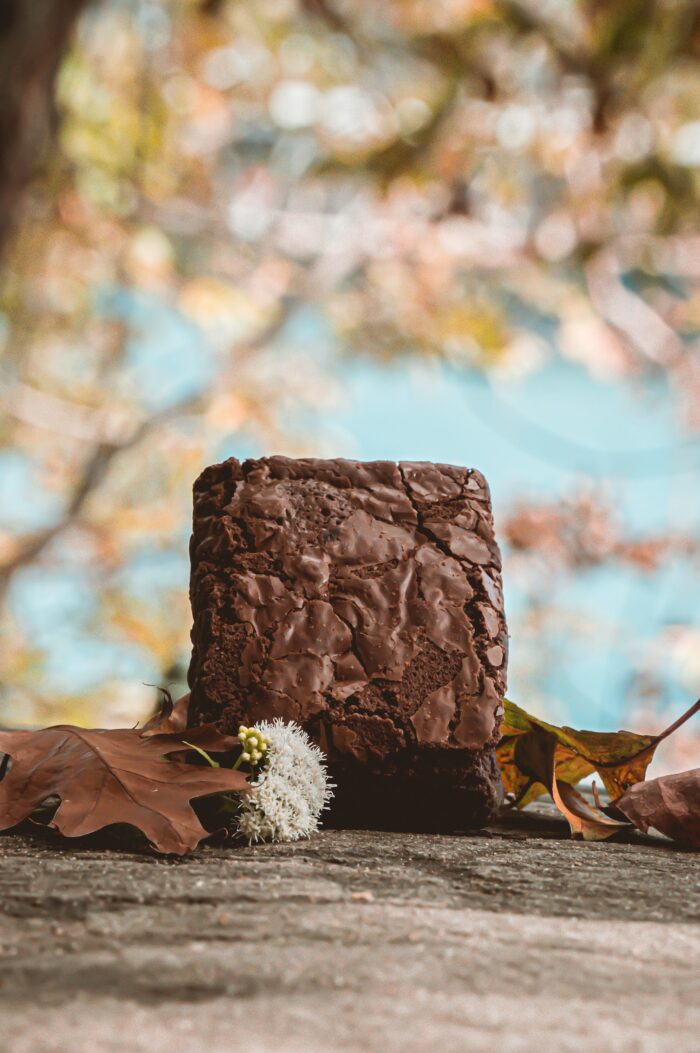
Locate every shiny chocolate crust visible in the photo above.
<box><xmin>187</xmin><ymin>457</ymin><xmax>508</xmax><ymax>830</ymax></box>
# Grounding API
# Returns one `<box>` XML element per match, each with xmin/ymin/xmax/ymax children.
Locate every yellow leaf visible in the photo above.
<box><xmin>502</xmin><ymin>723</ymin><xmax>629</xmax><ymax>841</ymax></box>
<box><xmin>497</xmin><ymin>697</ymin><xmax>700</xmax><ymax>810</ymax></box>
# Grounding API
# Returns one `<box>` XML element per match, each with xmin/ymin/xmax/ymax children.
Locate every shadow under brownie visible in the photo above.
<box><xmin>187</xmin><ymin>457</ymin><xmax>508</xmax><ymax>831</ymax></box>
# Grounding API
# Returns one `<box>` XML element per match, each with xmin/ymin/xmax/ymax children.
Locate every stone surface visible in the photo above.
<box><xmin>1</xmin><ymin>811</ymin><xmax>698</xmax><ymax>1052</ymax></box>
<box><xmin>188</xmin><ymin>457</ymin><xmax>508</xmax><ymax>829</ymax></box>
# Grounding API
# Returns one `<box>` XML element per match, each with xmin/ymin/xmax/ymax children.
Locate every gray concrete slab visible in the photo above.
<box><xmin>1</xmin><ymin>815</ymin><xmax>698</xmax><ymax>1052</ymax></box>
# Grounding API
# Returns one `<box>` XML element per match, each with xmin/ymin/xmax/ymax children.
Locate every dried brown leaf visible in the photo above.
<box><xmin>552</xmin><ymin>780</ymin><xmax>630</xmax><ymax>841</ymax></box>
<box><xmin>141</xmin><ymin>689</ymin><xmax>191</xmax><ymax>736</ymax></box>
<box><xmin>0</xmin><ymin>721</ymin><xmax>248</xmax><ymax>855</ymax></box>
<box><xmin>616</xmin><ymin>768</ymin><xmax>700</xmax><ymax>849</ymax></box>
<box><xmin>506</xmin><ymin>724</ymin><xmax>629</xmax><ymax>840</ymax></box>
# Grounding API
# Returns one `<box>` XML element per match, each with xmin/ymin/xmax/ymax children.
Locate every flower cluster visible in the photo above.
<box><xmin>235</xmin><ymin>720</ymin><xmax>334</xmax><ymax>845</ymax></box>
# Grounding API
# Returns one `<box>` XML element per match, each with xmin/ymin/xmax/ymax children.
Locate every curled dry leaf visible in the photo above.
<box><xmin>0</xmin><ymin>716</ymin><xmax>249</xmax><ymax>855</ymax></box>
<box><xmin>616</xmin><ymin>769</ymin><xmax>700</xmax><ymax>849</ymax></box>
<box><xmin>508</xmin><ymin>724</ymin><xmax>630</xmax><ymax>841</ymax></box>
<box><xmin>551</xmin><ymin>780</ymin><xmax>630</xmax><ymax>842</ymax></box>
<box><xmin>498</xmin><ymin>697</ymin><xmax>700</xmax><ymax>806</ymax></box>
<box><xmin>141</xmin><ymin>689</ymin><xmax>191</xmax><ymax>736</ymax></box>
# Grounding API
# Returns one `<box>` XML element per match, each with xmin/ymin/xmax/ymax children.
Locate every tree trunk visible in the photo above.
<box><xmin>0</xmin><ymin>0</ymin><xmax>91</xmax><ymax>257</ymax></box>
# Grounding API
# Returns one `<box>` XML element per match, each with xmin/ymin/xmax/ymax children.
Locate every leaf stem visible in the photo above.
<box><xmin>654</xmin><ymin>696</ymin><xmax>700</xmax><ymax>744</ymax></box>
<box><xmin>181</xmin><ymin>741</ymin><xmax>219</xmax><ymax>767</ymax></box>
<box><xmin>583</xmin><ymin>697</ymin><xmax>700</xmax><ymax>770</ymax></box>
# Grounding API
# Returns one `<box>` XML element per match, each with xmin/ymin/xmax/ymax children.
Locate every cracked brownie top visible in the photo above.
<box><xmin>188</xmin><ymin>457</ymin><xmax>507</xmax><ymax>766</ymax></box>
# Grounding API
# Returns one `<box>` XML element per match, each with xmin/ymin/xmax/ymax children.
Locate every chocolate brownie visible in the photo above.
<box><xmin>187</xmin><ymin>457</ymin><xmax>508</xmax><ymax>830</ymax></box>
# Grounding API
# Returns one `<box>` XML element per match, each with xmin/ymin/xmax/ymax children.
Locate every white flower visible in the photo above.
<box><xmin>236</xmin><ymin>720</ymin><xmax>334</xmax><ymax>844</ymax></box>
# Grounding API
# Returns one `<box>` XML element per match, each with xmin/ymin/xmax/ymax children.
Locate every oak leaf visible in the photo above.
<box><xmin>0</xmin><ymin>720</ymin><xmax>249</xmax><ymax>855</ymax></box>
<box><xmin>616</xmin><ymin>768</ymin><xmax>700</xmax><ymax>848</ymax></box>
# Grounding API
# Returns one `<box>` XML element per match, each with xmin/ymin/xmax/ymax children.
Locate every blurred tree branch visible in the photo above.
<box><xmin>0</xmin><ymin>411</ymin><xmax>180</xmax><ymax>597</ymax></box>
<box><xmin>200</xmin><ymin>0</ymin><xmax>226</xmax><ymax>15</ymax></box>
<box><xmin>0</xmin><ymin>0</ymin><xmax>92</xmax><ymax>258</ymax></box>
<box><xmin>0</xmin><ymin>380</ymin><xmax>133</xmax><ymax>444</ymax></box>
<box><xmin>0</xmin><ymin>293</ymin><xmax>301</xmax><ymax>596</ymax></box>
<box><xmin>301</xmin><ymin>0</ymin><xmax>349</xmax><ymax>34</ymax></box>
